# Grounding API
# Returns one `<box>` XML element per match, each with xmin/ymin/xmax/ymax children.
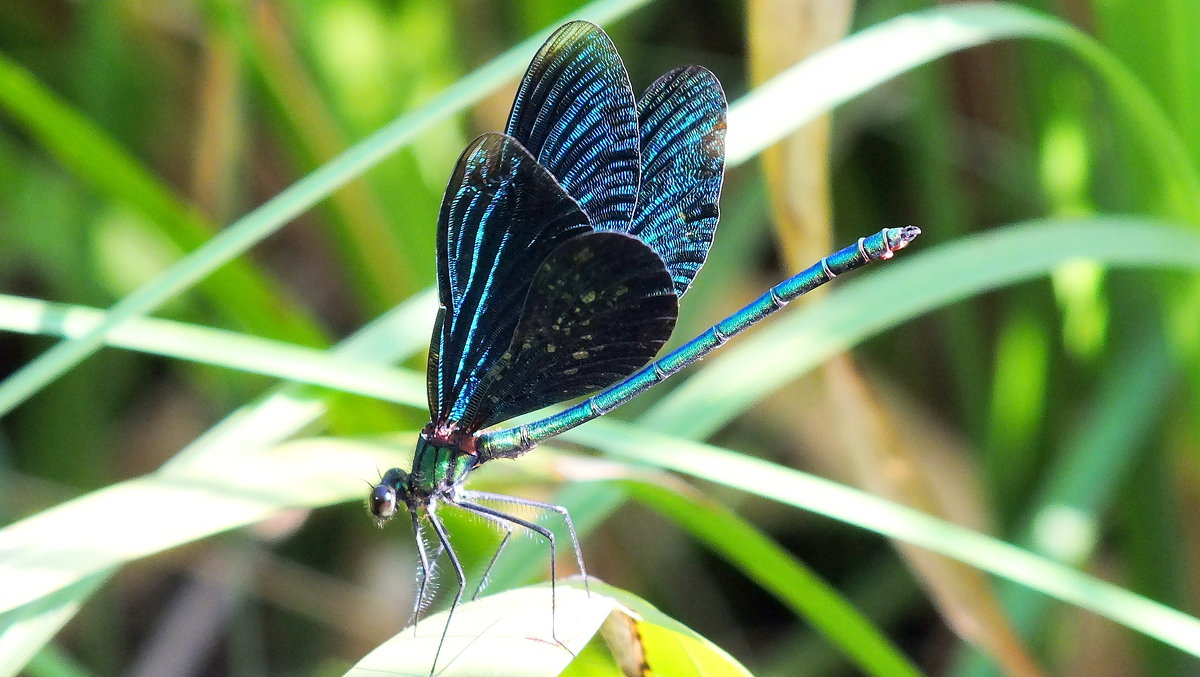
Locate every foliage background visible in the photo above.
<box><xmin>1</xmin><ymin>0</ymin><xmax>1198</xmax><ymax>675</ymax></box>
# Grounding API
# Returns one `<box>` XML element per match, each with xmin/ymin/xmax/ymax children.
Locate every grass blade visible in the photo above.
<box><xmin>0</xmin><ymin>0</ymin><xmax>654</xmax><ymax>417</ymax></box>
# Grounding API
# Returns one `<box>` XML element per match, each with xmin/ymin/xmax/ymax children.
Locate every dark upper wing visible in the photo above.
<box><xmin>429</xmin><ymin>132</ymin><xmax>592</xmax><ymax>425</ymax></box>
<box><xmin>459</xmin><ymin>231</ymin><xmax>677</xmax><ymax>430</ymax></box>
<box><xmin>506</xmin><ymin>21</ymin><xmax>640</xmax><ymax>232</ymax></box>
<box><xmin>630</xmin><ymin>66</ymin><xmax>727</xmax><ymax>297</ymax></box>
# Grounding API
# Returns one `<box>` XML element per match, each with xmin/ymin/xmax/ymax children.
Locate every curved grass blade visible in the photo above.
<box><xmin>562</xmin><ymin>422</ymin><xmax>1200</xmax><ymax>659</ymax></box>
<box><xmin>725</xmin><ymin>3</ymin><xmax>1200</xmax><ymax>222</ymax></box>
<box><xmin>951</xmin><ymin>324</ymin><xmax>1176</xmax><ymax>677</ymax></box>
<box><xmin>640</xmin><ymin>217</ymin><xmax>1200</xmax><ymax>437</ymax></box>
<box><xmin>0</xmin><ymin>438</ymin><xmax>397</xmax><ymax>615</ymax></box>
<box><xmin>0</xmin><ymin>294</ymin><xmax>425</xmax><ymax>407</ymax></box>
<box><xmin>0</xmin><ymin>574</ymin><xmax>106</xmax><ymax>677</ymax></box>
<box><xmin>620</xmin><ymin>479</ymin><xmax>922</xmax><ymax>677</ymax></box>
<box><xmin>209</xmin><ymin>0</ymin><xmax>412</xmax><ymax>309</ymax></box>
<box><xmin>0</xmin><ymin>0</ymin><xmax>654</xmax><ymax>418</ymax></box>
<box><xmin>0</xmin><ymin>288</ymin><xmax>433</xmax><ymax>674</ymax></box>
<box><xmin>346</xmin><ymin>584</ymin><xmax>612</xmax><ymax>677</ymax></box>
<box><xmin>0</xmin><ymin>54</ymin><xmax>325</xmax><ymax>346</ymax></box>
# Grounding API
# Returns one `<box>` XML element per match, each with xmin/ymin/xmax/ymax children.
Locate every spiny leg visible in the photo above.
<box><xmin>417</xmin><ymin>541</ymin><xmax>447</xmax><ymax>623</ymax></box>
<box><xmin>468</xmin><ymin>512</ymin><xmax>514</xmax><ymax>601</ymax></box>
<box><xmin>461</xmin><ymin>490</ymin><xmax>590</xmax><ymax>595</ymax></box>
<box><xmin>426</xmin><ymin>509</ymin><xmax>465</xmax><ymax>677</ymax></box>
<box><xmin>453</xmin><ymin>498</ymin><xmax>572</xmax><ymax>654</ymax></box>
<box><xmin>410</xmin><ymin>511</ymin><xmax>433</xmax><ymax>633</ymax></box>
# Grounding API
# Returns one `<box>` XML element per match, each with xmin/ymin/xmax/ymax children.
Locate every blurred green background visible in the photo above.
<box><xmin>2</xmin><ymin>0</ymin><xmax>1199</xmax><ymax>675</ymax></box>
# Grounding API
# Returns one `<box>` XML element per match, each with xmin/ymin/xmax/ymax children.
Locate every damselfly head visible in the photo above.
<box><xmin>368</xmin><ymin>467</ymin><xmax>411</xmax><ymax>527</ymax></box>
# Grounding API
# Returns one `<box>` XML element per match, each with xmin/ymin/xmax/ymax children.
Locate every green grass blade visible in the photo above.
<box><xmin>5</xmin><ymin>422</ymin><xmax>1195</xmax><ymax>668</ymax></box>
<box><xmin>0</xmin><ymin>283</ymin><xmax>435</xmax><ymax>672</ymax></box>
<box><xmin>0</xmin><ymin>0</ymin><xmax>653</xmax><ymax>418</ymax></box>
<box><xmin>0</xmin><ymin>293</ymin><xmax>426</xmax><ymax>407</ymax></box>
<box><xmin>0</xmin><ymin>52</ymin><xmax>325</xmax><ymax>343</ymax></box>
<box><xmin>621</xmin><ymin>480</ymin><xmax>923</xmax><ymax>677</ymax></box>
<box><xmin>952</xmin><ymin>323</ymin><xmax>1177</xmax><ymax>677</ymax></box>
<box><xmin>561</xmin><ymin>422</ymin><xmax>1200</xmax><ymax>658</ymax></box>
<box><xmin>0</xmin><ymin>438</ymin><xmax>398</xmax><ymax>615</ymax></box>
<box><xmin>208</xmin><ymin>0</ymin><xmax>411</xmax><ymax>309</ymax></box>
<box><xmin>641</xmin><ymin>217</ymin><xmax>1200</xmax><ymax>438</ymax></box>
<box><xmin>161</xmin><ymin>285</ymin><xmax>435</xmax><ymax>470</ymax></box>
<box><xmin>725</xmin><ymin>3</ymin><xmax>1200</xmax><ymax>219</ymax></box>
<box><xmin>0</xmin><ymin>575</ymin><xmax>105</xmax><ymax>677</ymax></box>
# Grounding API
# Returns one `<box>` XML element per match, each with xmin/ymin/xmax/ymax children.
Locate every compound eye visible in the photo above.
<box><xmin>369</xmin><ymin>485</ymin><xmax>397</xmax><ymax>521</ymax></box>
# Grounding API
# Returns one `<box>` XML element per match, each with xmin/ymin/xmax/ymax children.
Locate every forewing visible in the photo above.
<box><xmin>463</xmin><ymin>231</ymin><xmax>678</xmax><ymax>430</ymax></box>
<box><xmin>631</xmin><ymin>66</ymin><xmax>727</xmax><ymax>297</ymax></box>
<box><xmin>506</xmin><ymin>21</ymin><xmax>640</xmax><ymax>232</ymax></box>
<box><xmin>429</xmin><ymin>132</ymin><xmax>593</xmax><ymax>424</ymax></box>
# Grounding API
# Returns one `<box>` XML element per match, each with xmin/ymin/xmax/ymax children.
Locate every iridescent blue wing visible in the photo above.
<box><xmin>429</xmin><ymin>132</ymin><xmax>592</xmax><ymax>425</ymax></box>
<box><xmin>461</xmin><ymin>231</ymin><xmax>677</xmax><ymax>430</ymax></box>
<box><xmin>506</xmin><ymin>21</ymin><xmax>640</xmax><ymax>232</ymax></box>
<box><xmin>630</xmin><ymin>66</ymin><xmax>727</xmax><ymax>297</ymax></box>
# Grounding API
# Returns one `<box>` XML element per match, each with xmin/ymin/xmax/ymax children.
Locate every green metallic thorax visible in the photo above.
<box><xmin>411</xmin><ymin>425</ymin><xmax>477</xmax><ymax>496</ymax></box>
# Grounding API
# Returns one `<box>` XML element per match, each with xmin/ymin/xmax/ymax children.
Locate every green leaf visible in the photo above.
<box><xmin>344</xmin><ymin>581</ymin><xmax>750</xmax><ymax>677</ymax></box>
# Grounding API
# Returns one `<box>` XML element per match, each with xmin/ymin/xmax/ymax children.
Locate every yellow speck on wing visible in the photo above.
<box><xmin>546</xmin><ymin>345</ymin><xmax>556</xmax><ymax>353</ymax></box>
<box><xmin>581</xmin><ymin>291</ymin><xmax>597</xmax><ymax>303</ymax></box>
<box><xmin>572</xmin><ymin>350</ymin><xmax>589</xmax><ymax>360</ymax></box>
